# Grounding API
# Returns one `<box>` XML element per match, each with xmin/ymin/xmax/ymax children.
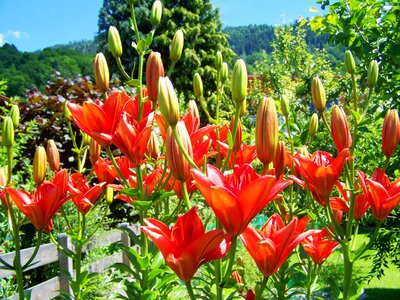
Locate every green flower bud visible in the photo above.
<box><xmin>106</xmin><ymin>186</ymin><xmax>114</xmax><ymax>205</ymax></box>
<box><xmin>33</xmin><ymin>146</ymin><xmax>47</xmax><ymax>185</ymax></box>
<box><xmin>231</xmin><ymin>59</ymin><xmax>248</xmax><ymax>105</ymax></box>
<box><xmin>2</xmin><ymin>116</ymin><xmax>14</xmax><ymax>148</ymax></box>
<box><xmin>367</xmin><ymin>60</ymin><xmax>379</xmax><ymax>88</ymax></box>
<box><xmin>215</xmin><ymin>51</ymin><xmax>222</xmax><ymax>69</ymax></box>
<box><xmin>108</xmin><ymin>26</ymin><xmax>123</xmax><ymax>58</ymax></box>
<box><xmin>94</xmin><ymin>52</ymin><xmax>109</xmax><ymax>93</ymax></box>
<box><xmin>193</xmin><ymin>73</ymin><xmax>203</xmax><ymax>98</ymax></box>
<box><xmin>280</xmin><ymin>94</ymin><xmax>289</xmax><ymax>117</ymax></box>
<box><xmin>309</xmin><ymin>113</ymin><xmax>319</xmax><ymax>138</ymax></box>
<box><xmin>344</xmin><ymin>50</ymin><xmax>356</xmax><ymax>74</ymax></box>
<box><xmin>158</xmin><ymin>76</ymin><xmax>180</xmax><ymax>127</ymax></box>
<box><xmin>150</xmin><ymin>0</ymin><xmax>162</xmax><ymax>26</ymax></box>
<box><xmin>311</xmin><ymin>76</ymin><xmax>326</xmax><ymax>113</ymax></box>
<box><xmin>220</xmin><ymin>62</ymin><xmax>228</xmax><ymax>83</ymax></box>
<box><xmin>64</xmin><ymin>102</ymin><xmax>71</xmax><ymax>120</ymax></box>
<box><xmin>9</xmin><ymin>104</ymin><xmax>20</xmax><ymax>128</ymax></box>
<box><xmin>170</xmin><ymin>29</ymin><xmax>184</xmax><ymax>63</ymax></box>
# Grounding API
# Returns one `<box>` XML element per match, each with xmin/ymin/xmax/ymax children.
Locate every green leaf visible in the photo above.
<box><xmin>137</xmin><ymin>40</ymin><xmax>147</xmax><ymax>54</ymax></box>
<box><xmin>132</xmin><ymin>200</ymin><xmax>153</xmax><ymax>211</ymax></box>
<box><xmin>126</xmin><ymin>79</ymin><xmax>141</xmax><ymax>88</ymax></box>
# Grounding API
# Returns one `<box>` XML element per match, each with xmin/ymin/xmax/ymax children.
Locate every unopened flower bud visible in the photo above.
<box><xmin>46</xmin><ymin>140</ymin><xmax>60</xmax><ymax>172</ymax></box>
<box><xmin>230</xmin><ymin>118</ymin><xmax>242</xmax><ymax>153</ymax></box>
<box><xmin>280</xmin><ymin>94</ymin><xmax>289</xmax><ymax>117</ymax></box>
<box><xmin>311</xmin><ymin>77</ymin><xmax>326</xmax><ymax>113</ymax></box>
<box><xmin>2</xmin><ymin>116</ymin><xmax>14</xmax><ymax>148</ymax></box>
<box><xmin>89</xmin><ymin>138</ymin><xmax>101</xmax><ymax>166</ymax></box>
<box><xmin>309</xmin><ymin>113</ymin><xmax>319</xmax><ymax>138</ymax></box>
<box><xmin>33</xmin><ymin>146</ymin><xmax>47</xmax><ymax>185</ymax></box>
<box><xmin>273</xmin><ymin>141</ymin><xmax>286</xmax><ymax>179</ymax></box>
<box><xmin>367</xmin><ymin>60</ymin><xmax>379</xmax><ymax>88</ymax></box>
<box><xmin>82</xmin><ymin>133</ymin><xmax>91</xmax><ymax>146</ymax></box>
<box><xmin>344</xmin><ymin>50</ymin><xmax>356</xmax><ymax>74</ymax></box>
<box><xmin>239</xmin><ymin>99</ymin><xmax>246</xmax><ymax>117</ymax></box>
<box><xmin>146</xmin><ymin>131</ymin><xmax>160</xmax><ymax>160</ymax></box>
<box><xmin>94</xmin><ymin>52</ymin><xmax>109</xmax><ymax>93</ymax></box>
<box><xmin>9</xmin><ymin>105</ymin><xmax>20</xmax><ymax>128</ymax></box>
<box><xmin>231</xmin><ymin>59</ymin><xmax>248</xmax><ymax>105</ymax></box>
<box><xmin>146</xmin><ymin>51</ymin><xmax>165</xmax><ymax>105</ymax></box>
<box><xmin>256</xmin><ymin>97</ymin><xmax>278</xmax><ymax>165</ymax></box>
<box><xmin>64</xmin><ymin>102</ymin><xmax>71</xmax><ymax>120</ymax></box>
<box><xmin>215</xmin><ymin>51</ymin><xmax>222</xmax><ymax>69</ymax></box>
<box><xmin>331</xmin><ymin>105</ymin><xmax>352</xmax><ymax>152</ymax></box>
<box><xmin>193</xmin><ymin>73</ymin><xmax>203</xmax><ymax>98</ymax></box>
<box><xmin>166</xmin><ymin>121</ymin><xmax>193</xmax><ymax>181</ymax></box>
<box><xmin>220</xmin><ymin>62</ymin><xmax>228</xmax><ymax>83</ymax></box>
<box><xmin>158</xmin><ymin>76</ymin><xmax>180</xmax><ymax>127</ymax></box>
<box><xmin>188</xmin><ymin>100</ymin><xmax>200</xmax><ymax>120</ymax></box>
<box><xmin>170</xmin><ymin>29</ymin><xmax>184</xmax><ymax>63</ymax></box>
<box><xmin>106</xmin><ymin>186</ymin><xmax>114</xmax><ymax>205</ymax></box>
<box><xmin>0</xmin><ymin>167</ymin><xmax>7</xmax><ymax>208</ymax></box>
<box><xmin>150</xmin><ymin>0</ymin><xmax>162</xmax><ymax>26</ymax></box>
<box><xmin>108</xmin><ymin>26</ymin><xmax>123</xmax><ymax>58</ymax></box>
<box><xmin>382</xmin><ymin>109</ymin><xmax>400</xmax><ymax>158</ymax></box>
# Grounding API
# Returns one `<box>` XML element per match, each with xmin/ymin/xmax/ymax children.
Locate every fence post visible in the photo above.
<box><xmin>58</xmin><ymin>233</ymin><xmax>73</xmax><ymax>298</ymax></box>
<box><xmin>118</xmin><ymin>223</ymin><xmax>131</xmax><ymax>267</ymax></box>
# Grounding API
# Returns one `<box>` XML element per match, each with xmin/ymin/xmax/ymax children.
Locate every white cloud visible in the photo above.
<box><xmin>0</xmin><ymin>33</ymin><xmax>5</xmax><ymax>46</ymax></box>
<box><xmin>7</xmin><ymin>30</ymin><xmax>29</xmax><ymax>40</ymax></box>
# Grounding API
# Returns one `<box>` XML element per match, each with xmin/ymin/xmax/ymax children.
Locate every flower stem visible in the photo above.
<box><xmin>172</xmin><ymin>126</ymin><xmax>199</xmax><ymax>170</ymax></box>
<box><xmin>221</xmin><ymin>235</ymin><xmax>238</xmax><ymax>286</ymax></box>
<box><xmin>181</xmin><ymin>180</ymin><xmax>191</xmax><ymax>210</ymax></box>
<box><xmin>221</xmin><ymin>104</ymin><xmax>241</xmax><ymax>172</ymax></box>
<box><xmin>185</xmin><ymin>281</ymin><xmax>197</xmax><ymax>300</ymax></box>
<box><xmin>255</xmin><ymin>276</ymin><xmax>269</xmax><ymax>300</ymax></box>
<box><xmin>105</xmin><ymin>147</ymin><xmax>129</xmax><ymax>187</ymax></box>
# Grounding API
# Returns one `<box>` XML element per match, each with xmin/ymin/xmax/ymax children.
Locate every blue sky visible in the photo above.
<box><xmin>0</xmin><ymin>0</ymin><xmax>321</xmax><ymax>52</ymax></box>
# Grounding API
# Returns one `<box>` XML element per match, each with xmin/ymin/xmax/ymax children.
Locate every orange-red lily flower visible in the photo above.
<box><xmin>67</xmin><ymin>91</ymin><xmax>131</xmax><ymax>147</ymax></box>
<box><xmin>240</xmin><ymin>214</ymin><xmax>316</xmax><ymax>277</ymax></box>
<box><xmin>291</xmin><ymin>149</ymin><xmax>349</xmax><ymax>205</ymax></box>
<box><xmin>141</xmin><ymin>206</ymin><xmax>231</xmax><ymax>283</ymax></box>
<box><xmin>359</xmin><ymin>169</ymin><xmax>400</xmax><ymax>221</ymax></box>
<box><xmin>68</xmin><ymin>173</ymin><xmax>106</xmax><ymax>214</ymax></box>
<box><xmin>301</xmin><ymin>229</ymin><xmax>339</xmax><ymax>265</ymax></box>
<box><xmin>6</xmin><ymin>182</ymin><xmax>69</xmax><ymax>232</ymax></box>
<box><xmin>191</xmin><ymin>164</ymin><xmax>292</xmax><ymax>236</ymax></box>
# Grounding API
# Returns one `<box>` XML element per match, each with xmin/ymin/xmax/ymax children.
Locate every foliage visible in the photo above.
<box><xmin>310</xmin><ymin>0</ymin><xmax>400</xmax><ymax>105</ymax></box>
<box><xmin>96</xmin><ymin>0</ymin><xmax>234</xmax><ymax>101</ymax></box>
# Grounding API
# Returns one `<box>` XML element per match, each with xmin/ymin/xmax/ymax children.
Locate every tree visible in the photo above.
<box><xmin>96</xmin><ymin>0</ymin><xmax>234</xmax><ymax>101</ymax></box>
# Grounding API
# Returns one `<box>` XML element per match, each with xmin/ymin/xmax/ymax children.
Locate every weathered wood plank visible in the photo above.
<box><xmin>83</xmin><ymin>229</ymin><xmax>123</xmax><ymax>252</ymax></box>
<box><xmin>87</xmin><ymin>252</ymin><xmax>123</xmax><ymax>274</ymax></box>
<box><xmin>0</xmin><ymin>243</ymin><xmax>58</xmax><ymax>279</ymax></box>
<box><xmin>10</xmin><ymin>276</ymin><xmax>60</xmax><ymax>300</ymax></box>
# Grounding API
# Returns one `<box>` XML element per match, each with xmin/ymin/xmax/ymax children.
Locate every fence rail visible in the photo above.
<box><xmin>0</xmin><ymin>224</ymin><xmax>138</xmax><ymax>300</ymax></box>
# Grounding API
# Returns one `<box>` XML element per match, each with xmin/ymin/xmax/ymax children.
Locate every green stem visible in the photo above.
<box><xmin>22</xmin><ymin>231</ymin><xmax>42</xmax><ymax>269</ymax></box>
<box><xmin>181</xmin><ymin>180</ymin><xmax>191</xmax><ymax>210</ymax></box>
<box><xmin>382</xmin><ymin>156</ymin><xmax>390</xmax><ymax>172</ymax></box>
<box><xmin>221</xmin><ymin>104</ymin><xmax>241</xmax><ymax>172</ymax></box>
<box><xmin>352</xmin><ymin>222</ymin><xmax>381</xmax><ymax>262</ymax></box>
<box><xmin>321</xmin><ymin>112</ymin><xmax>331</xmax><ymax>135</ymax></box>
<box><xmin>172</xmin><ymin>126</ymin><xmax>199</xmax><ymax>170</ymax></box>
<box><xmin>116</xmin><ymin>57</ymin><xmax>131</xmax><ymax>80</ymax></box>
<box><xmin>255</xmin><ymin>276</ymin><xmax>269</xmax><ymax>300</ymax></box>
<box><xmin>6</xmin><ymin>147</ymin><xmax>13</xmax><ymax>184</ymax></box>
<box><xmin>351</xmin><ymin>73</ymin><xmax>358</xmax><ymax>111</ymax></box>
<box><xmin>166</xmin><ymin>62</ymin><xmax>176</xmax><ymax>77</ymax></box>
<box><xmin>342</xmin><ymin>248</ymin><xmax>353</xmax><ymax>300</ymax></box>
<box><xmin>105</xmin><ymin>147</ymin><xmax>129</xmax><ymax>187</ymax></box>
<box><xmin>129</xmin><ymin>3</ymin><xmax>140</xmax><ymax>44</ymax></box>
<box><xmin>198</xmin><ymin>95</ymin><xmax>217</xmax><ymax>124</ymax></box>
<box><xmin>137</xmin><ymin>53</ymin><xmax>144</xmax><ymax>122</ymax></box>
<box><xmin>221</xmin><ymin>235</ymin><xmax>238</xmax><ymax>286</ymax></box>
<box><xmin>185</xmin><ymin>280</ymin><xmax>197</xmax><ymax>300</ymax></box>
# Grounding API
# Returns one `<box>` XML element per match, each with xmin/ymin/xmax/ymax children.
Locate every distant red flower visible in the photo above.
<box><xmin>301</xmin><ymin>229</ymin><xmax>339</xmax><ymax>265</ymax></box>
<box><xmin>67</xmin><ymin>91</ymin><xmax>131</xmax><ymax>147</ymax></box>
<box><xmin>141</xmin><ymin>207</ymin><xmax>231</xmax><ymax>282</ymax></box>
<box><xmin>191</xmin><ymin>164</ymin><xmax>291</xmax><ymax>236</ymax></box>
<box><xmin>240</xmin><ymin>214</ymin><xmax>315</xmax><ymax>277</ymax></box>
<box><xmin>359</xmin><ymin>169</ymin><xmax>400</xmax><ymax>221</ymax></box>
<box><xmin>291</xmin><ymin>149</ymin><xmax>349</xmax><ymax>205</ymax></box>
<box><xmin>68</xmin><ymin>173</ymin><xmax>106</xmax><ymax>214</ymax></box>
<box><xmin>217</xmin><ymin>142</ymin><xmax>257</xmax><ymax>168</ymax></box>
<box><xmin>6</xmin><ymin>182</ymin><xmax>69</xmax><ymax>232</ymax></box>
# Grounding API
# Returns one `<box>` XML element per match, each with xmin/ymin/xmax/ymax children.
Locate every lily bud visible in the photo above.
<box><xmin>220</xmin><ymin>62</ymin><xmax>228</xmax><ymax>83</ymax></box>
<box><xmin>280</xmin><ymin>94</ymin><xmax>289</xmax><ymax>117</ymax></box>
<box><xmin>331</xmin><ymin>105</ymin><xmax>352</xmax><ymax>152</ymax></box>
<box><xmin>193</xmin><ymin>73</ymin><xmax>203</xmax><ymax>98</ymax></box>
<box><xmin>344</xmin><ymin>50</ymin><xmax>356</xmax><ymax>74</ymax></box>
<box><xmin>150</xmin><ymin>0</ymin><xmax>162</xmax><ymax>26</ymax></box>
<box><xmin>146</xmin><ymin>51</ymin><xmax>165</xmax><ymax>105</ymax></box>
<box><xmin>10</xmin><ymin>105</ymin><xmax>20</xmax><ymax>128</ymax></box>
<box><xmin>255</xmin><ymin>97</ymin><xmax>278</xmax><ymax>165</ymax></box>
<box><xmin>215</xmin><ymin>51</ymin><xmax>222</xmax><ymax>69</ymax></box>
<box><xmin>94</xmin><ymin>52</ymin><xmax>109</xmax><ymax>93</ymax></box>
<box><xmin>239</xmin><ymin>99</ymin><xmax>246</xmax><ymax>117</ymax></box>
<box><xmin>146</xmin><ymin>131</ymin><xmax>160</xmax><ymax>160</ymax></box>
<box><xmin>170</xmin><ymin>29</ymin><xmax>184</xmax><ymax>63</ymax></box>
<box><xmin>231</xmin><ymin>59</ymin><xmax>248</xmax><ymax>105</ymax></box>
<box><xmin>108</xmin><ymin>26</ymin><xmax>123</xmax><ymax>58</ymax></box>
<box><xmin>2</xmin><ymin>116</ymin><xmax>14</xmax><ymax>148</ymax></box>
<box><xmin>382</xmin><ymin>109</ymin><xmax>400</xmax><ymax>158</ymax></box>
<box><xmin>0</xmin><ymin>167</ymin><xmax>7</xmax><ymax>208</ymax></box>
<box><xmin>106</xmin><ymin>186</ymin><xmax>114</xmax><ymax>205</ymax></box>
<box><xmin>64</xmin><ymin>102</ymin><xmax>71</xmax><ymax>120</ymax></box>
<box><xmin>33</xmin><ymin>146</ymin><xmax>47</xmax><ymax>185</ymax></box>
<box><xmin>89</xmin><ymin>138</ymin><xmax>101</xmax><ymax>166</ymax></box>
<box><xmin>46</xmin><ymin>140</ymin><xmax>60</xmax><ymax>172</ymax></box>
<box><xmin>230</xmin><ymin>118</ymin><xmax>242</xmax><ymax>153</ymax></box>
<box><xmin>311</xmin><ymin>77</ymin><xmax>326</xmax><ymax>113</ymax></box>
<box><xmin>273</xmin><ymin>141</ymin><xmax>286</xmax><ymax>179</ymax></box>
<box><xmin>309</xmin><ymin>113</ymin><xmax>319</xmax><ymax>138</ymax></box>
<box><xmin>367</xmin><ymin>60</ymin><xmax>379</xmax><ymax>88</ymax></box>
<box><xmin>158</xmin><ymin>76</ymin><xmax>180</xmax><ymax>127</ymax></box>
<box><xmin>166</xmin><ymin>121</ymin><xmax>193</xmax><ymax>181</ymax></box>
<box><xmin>188</xmin><ymin>100</ymin><xmax>200</xmax><ymax>121</ymax></box>
<box><xmin>82</xmin><ymin>133</ymin><xmax>91</xmax><ymax>146</ymax></box>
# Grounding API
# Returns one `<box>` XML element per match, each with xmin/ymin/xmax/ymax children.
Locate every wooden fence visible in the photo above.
<box><xmin>0</xmin><ymin>224</ymin><xmax>139</xmax><ymax>300</ymax></box>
